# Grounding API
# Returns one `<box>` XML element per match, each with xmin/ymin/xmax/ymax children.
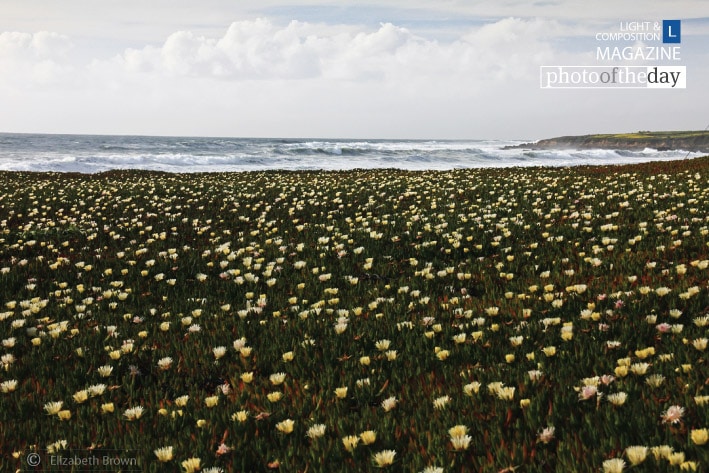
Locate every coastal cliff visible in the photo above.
<box><xmin>510</xmin><ymin>130</ymin><xmax>709</xmax><ymax>152</ymax></box>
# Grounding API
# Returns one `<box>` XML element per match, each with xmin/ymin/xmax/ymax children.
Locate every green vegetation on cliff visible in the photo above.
<box><xmin>515</xmin><ymin>130</ymin><xmax>709</xmax><ymax>152</ymax></box>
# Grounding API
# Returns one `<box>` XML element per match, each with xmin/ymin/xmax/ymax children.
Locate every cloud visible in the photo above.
<box><xmin>97</xmin><ymin>16</ymin><xmax>562</xmax><ymax>88</ymax></box>
<box><xmin>0</xmin><ymin>31</ymin><xmax>74</xmax><ymax>85</ymax></box>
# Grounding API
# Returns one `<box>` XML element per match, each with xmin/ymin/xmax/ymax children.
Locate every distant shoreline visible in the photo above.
<box><xmin>507</xmin><ymin>130</ymin><xmax>709</xmax><ymax>152</ymax></box>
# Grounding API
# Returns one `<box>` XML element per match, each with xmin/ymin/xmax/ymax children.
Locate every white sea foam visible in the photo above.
<box><xmin>0</xmin><ymin>134</ymin><xmax>701</xmax><ymax>173</ymax></box>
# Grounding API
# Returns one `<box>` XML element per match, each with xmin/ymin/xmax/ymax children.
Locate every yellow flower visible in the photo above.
<box><xmin>276</xmin><ymin>419</ymin><xmax>294</xmax><ymax>434</ymax></box>
<box><xmin>101</xmin><ymin>402</ymin><xmax>114</xmax><ymax>413</ymax></box>
<box><xmin>175</xmin><ymin>395</ymin><xmax>189</xmax><ymax>407</ymax></box>
<box><xmin>624</xmin><ymin>445</ymin><xmax>648</xmax><ymax>465</ymax></box>
<box><xmin>73</xmin><ymin>390</ymin><xmax>88</xmax><ymax>403</ymax></box>
<box><xmin>335</xmin><ymin>387</ymin><xmax>348</xmax><ymax>399</ymax></box>
<box><xmin>691</xmin><ymin>428</ymin><xmax>709</xmax><ymax>445</ymax></box>
<box><xmin>542</xmin><ymin>346</ymin><xmax>556</xmax><ymax>357</ymax></box>
<box><xmin>204</xmin><ymin>395</ymin><xmax>219</xmax><ymax>407</ymax></box>
<box><xmin>267</xmin><ymin>391</ymin><xmax>283</xmax><ymax>403</ymax></box>
<box><xmin>181</xmin><ymin>457</ymin><xmax>201</xmax><ymax>473</ymax></box>
<box><xmin>668</xmin><ymin>452</ymin><xmax>685</xmax><ymax>465</ymax></box>
<box><xmin>269</xmin><ymin>372</ymin><xmax>286</xmax><ymax>385</ymax></box>
<box><xmin>342</xmin><ymin>435</ymin><xmax>360</xmax><ymax>453</ymax></box>
<box><xmin>196</xmin><ymin>419</ymin><xmax>208</xmax><ymax>428</ymax></box>
<box><xmin>360</xmin><ymin>430</ymin><xmax>377</xmax><ymax>445</ymax></box>
<box><xmin>240</xmin><ymin>372</ymin><xmax>254</xmax><ymax>383</ymax></box>
<box><xmin>463</xmin><ymin>382</ymin><xmax>481</xmax><ymax>396</ymax></box>
<box><xmin>282</xmin><ymin>351</ymin><xmax>294</xmax><ymax>362</ymax></box>
<box><xmin>448</xmin><ymin>425</ymin><xmax>468</xmax><ymax>437</ymax></box>
<box><xmin>57</xmin><ymin>410</ymin><xmax>72</xmax><ymax>421</ymax></box>
<box><xmin>232</xmin><ymin>410</ymin><xmax>248</xmax><ymax>422</ymax></box>
<box><xmin>436</xmin><ymin>350</ymin><xmax>450</xmax><ymax>361</ymax></box>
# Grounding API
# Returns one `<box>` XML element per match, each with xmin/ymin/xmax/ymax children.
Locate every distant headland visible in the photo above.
<box><xmin>508</xmin><ymin>130</ymin><xmax>709</xmax><ymax>152</ymax></box>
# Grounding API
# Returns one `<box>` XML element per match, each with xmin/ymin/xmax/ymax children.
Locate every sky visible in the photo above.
<box><xmin>1</xmin><ymin>1</ymin><xmax>708</xmax><ymax>140</ymax></box>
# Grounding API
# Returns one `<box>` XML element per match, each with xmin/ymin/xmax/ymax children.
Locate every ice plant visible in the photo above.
<box><xmin>691</xmin><ymin>428</ymin><xmax>709</xmax><ymax>445</ymax></box>
<box><xmin>602</xmin><ymin>458</ymin><xmax>625</xmax><ymax>473</ymax></box>
<box><xmin>44</xmin><ymin>401</ymin><xmax>63</xmax><ymax>415</ymax></box>
<box><xmin>307</xmin><ymin>424</ymin><xmax>326</xmax><ymax>439</ymax></box>
<box><xmin>154</xmin><ymin>446</ymin><xmax>174</xmax><ymax>462</ymax></box>
<box><xmin>624</xmin><ymin>446</ymin><xmax>648</xmax><ymax>465</ymax></box>
<box><xmin>276</xmin><ymin>419</ymin><xmax>294</xmax><ymax>434</ymax></box>
<box><xmin>342</xmin><ymin>435</ymin><xmax>360</xmax><ymax>453</ymax></box>
<box><xmin>123</xmin><ymin>406</ymin><xmax>145</xmax><ymax>421</ymax></box>
<box><xmin>606</xmin><ymin>392</ymin><xmax>627</xmax><ymax>406</ymax></box>
<box><xmin>381</xmin><ymin>396</ymin><xmax>398</xmax><ymax>412</ymax></box>
<box><xmin>360</xmin><ymin>430</ymin><xmax>377</xmax><ymax>445</ymax></box>
<box><xmin>372</xmin><ymin>450</ymin><xmax>396</xmax><ymax>468</ymax></box>
<box><xmin>661</xmin><ymin>405</ymin><xmax>685</xmax><ymax>424</ymax></box>
<box><xmin>537</xmin><ymin>426</ymin><xmax>555</xmax><ymax>444</ymax></box>
<box><xmin>157</xmin><ymin>357</ymin><xmax>173</xmax><ymax>370</ymax></box>
<box><xmin>433</xmin><ymin>395</ymin><xmax>450</xmax><ymax>409</ymax></box>
<box><xmin>181</xmin><ymin>457</ymin><xmax>201</xmax><ymax>473</ymax></box>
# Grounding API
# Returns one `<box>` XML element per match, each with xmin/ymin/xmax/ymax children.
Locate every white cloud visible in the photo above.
<box><xmin>0</xmin><ymin>31</ymin><xmax>74</xmax><ymax>86</ymax></box>
<box><xmin>98</xmin><ymin>17</ymin><xmax>560</xmax><ymax>87</ymax></box>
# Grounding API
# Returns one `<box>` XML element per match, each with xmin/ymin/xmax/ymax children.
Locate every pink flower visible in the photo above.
<box><xmin>537</xmin><ymin>426</ymin><xmax>555</xmax><ymax>444</ymax></box>
<box><xmin>614</xmin><ymin>300</ymin><xmax>624</xmax><ymax>309</ymax></box>
<box><xmin>216</xmin><ymin>443</ymin><xmax>231</xmax><ymax>455</ymax></box>
<box><xmin>656</xmin><ymin>323</ymin><xmax>672</xmax><ymax>333</ymax></box>
<box><xmin>661</xmin><ymin>405</ymin><xmax>685</xmax><ymax>424</ymax></box>
<box><xmin>579</xmin><ymin>385</ymin><xmax>597</xmax><ymax>401</ymax></box>
<box><xmin>600</xmin><ymin>375</ymin><xmax>615</xmax><ymax>386</ymax></box>
<box><xmin>597</xmin><ymin>294</ymin><xmax>607</xmax><ymax>301</ymax></box>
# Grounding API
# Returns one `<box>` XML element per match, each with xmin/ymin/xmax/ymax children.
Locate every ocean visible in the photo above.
<box><xmin>0</xmin><ymin>133</ymin><xmax>702</xmax><ymax>173</ymax></box>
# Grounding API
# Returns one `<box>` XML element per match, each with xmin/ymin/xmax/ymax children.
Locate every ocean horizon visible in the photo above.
<box><xmin>0</xmin><ymin>132</ymin><xmax>702</xmax><ymax>173</ymax></box>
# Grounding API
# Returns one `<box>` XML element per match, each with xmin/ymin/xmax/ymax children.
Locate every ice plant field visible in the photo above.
<box><xmin>1</xmin><ymin>157</ymin><xmax>709</xmax><ymax>472</ymax></box>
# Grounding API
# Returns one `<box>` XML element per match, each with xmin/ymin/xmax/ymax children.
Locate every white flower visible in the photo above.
<box><xmin>602</xmin><ymin>458</ymin><xmax>626</xmax><ymax>473</ymax></box>
<box><xmin>123</xmin><ymin>406</ymin><xmax>145</xmax><ymax>421</ymax></box>
<box><xmin>44</xmin><ymin>401</ymin><xmax>63</xmax><ymax>415</ymax></box>
<box><xmin>154</xmin><ymin>446</ymin><xmax>174</xmax><ymax>462</ymax></box>
<box><xmin>381</xmin><ymin>396</ymin><xmax>398</xmax><ymax>412</ymax></box>
<box><xmin>661</xmin><ymin>405</ymin><xmax>685</xmax><ymax>424</ymax></box>
<box><xmin>538</xmin><ymin>426</ymin><xmax>555</xmax><ymax>444</ymax></box>
<box><xmin>157</xmin><ymin>357</ymin><xmax>173</xmax><ymax>370</ymax></box>
<box><xmin>307</xmin><ymin>424</ymin><xmax>326</xmax><ymax>439</ymax></box>
<box><xmin>372</xmin><ymin>449</ymin><xmax>396</xmax><ymax>467</ymax></box>
<box><xmin>87</xmin><ymin>384</ymin><xmax>106</xmax><ymax>397</ymax></box>
<box><xmin>269</xmin><ymin>372</ymin><xmax>286</xmax><ymax>385</ymax></box>
<box><xmin>1</xmin><ymin>379</ymin><xmax>18</xmax><ymax>393</ymax></box>
<box><xmin>213</xmin><ymin>346</ymin><xmax>227</xmax><ymax>359</ymax></box>
<box><xmin>433</xmin><ymin>395</ymin><xmax>450</xmax><ymax>409</ymax></box>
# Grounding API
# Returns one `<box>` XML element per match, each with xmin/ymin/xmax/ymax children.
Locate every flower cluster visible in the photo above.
<box><xmin>0</xmin><ymin>158</ymin><xmax>708</xmax><ymax>471</ymax></box>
